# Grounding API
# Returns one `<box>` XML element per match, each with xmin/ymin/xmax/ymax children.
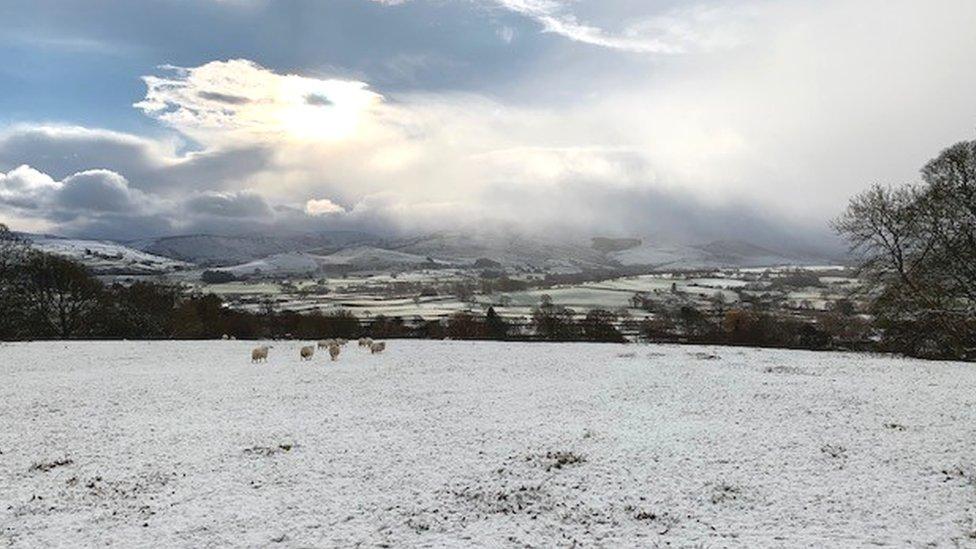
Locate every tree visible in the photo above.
<box><xmin>446</xmin><ymin>311</ymin><xmax>485</xmax><ymax>339</ymax></box>
<box><xmin>100</xmin><ymin>282</ymin><xmax>182</xmax><ymax>338</ymax></box>
<box><xmin>0</xmin><ymin>224</ymin><xmax>31</xmax><ymax>338</ymax></box>
<box><xmin>485</xmin><ymin>306</ymin><xmax>508</xmax><ymax>339</ymax></box>
<box><xmin>834</xmin><ymin>138</ymin><xmax>976</xmax><ymax>359</ymax></box>
<box><xmin>201</xmin><ymin>270</ymin><xmax>237</xmax><ymax>283</ymax></box>
<box><xmin>531</xmin><ymin>298</ymin><xmax>579</xmax><ymax>340</ymax></box>
<box><xmin>21</xmin><ymin>253</ymin><xmax>103</xmax><ymax>338</ymax></box>
<box><xmin>916</xmin><ymin>140</ymin><xmax>976</xmax><ymax>304</ymax></box>
<box><xmin>582</xmin><ymin>309</ymin><xmax>625</xmax><ymax>342</ymax></box>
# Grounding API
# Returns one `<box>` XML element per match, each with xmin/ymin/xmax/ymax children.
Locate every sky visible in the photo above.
<box><xmin>1</xmin><ymin>0</ymin><xmax>975</xmax><ymax>249</ymax></box>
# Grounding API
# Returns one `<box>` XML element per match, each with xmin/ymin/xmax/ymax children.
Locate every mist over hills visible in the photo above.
<box><xmin>20</xmin><ymin>228</ymin><xmax>844</xmax><ymax>277</ymax></box>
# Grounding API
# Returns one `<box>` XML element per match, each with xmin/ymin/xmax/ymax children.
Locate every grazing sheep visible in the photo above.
<box><xmin>328</xmin><ymin>342</ymin><xmax>341</xmax><ymax>361</ymax></box>
<box><xmin>251</xmin><ymin>345</ymin><xmax>270</xmax><ymax>363</ymax></box>
<box><xmin>369</xmin><ymin>341</ymin><xmax>386</xmax><ymax>354</ymax></box>
<box><xmin>300</xmin><ymin>345</ymin><xmax>315</xmax><ymax>361</ymax></box>
<box><xmin>359</xmin><ymin>337</ymin><xmax>373</xmax><ymax>349</ymax></box>
<box><xmin>317</xmin><ymin>339</ymin><xmax>334</xmax><ymax>349</ymax></box>
<box><xmin>357</xmin><ymin>337</ymin><xmax>369</xmax><ymax>347</ymax></box>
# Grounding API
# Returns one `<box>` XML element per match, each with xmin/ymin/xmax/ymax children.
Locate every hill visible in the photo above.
<box><xmin>23</xmin><ymin>234</ymin><xmax>191</xmax><ymax>275</ymax></box>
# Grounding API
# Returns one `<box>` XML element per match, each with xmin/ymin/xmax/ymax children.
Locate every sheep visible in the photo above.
<box><xmin>328</xmin><ymin>342</ymin><xmax>341</xmax><ymax>361</ymax></box>
<box><xmin>357</xmin><ymin>337</ymin><xmax>368</xmax><ymax>347</ymax></box>
<box><xmin>359</xmin><ymin>337</ymin><xmax>373</xmax><ymax>349</ymax></box>
<box><xmin>317</xmin><ymin>339</ymin><xmax>335</xmax><ymax>349</ymax></box>
<box><xmin>300</xmin><ymin>345</ymin><xmax>315</xmax><ymax>361</ymax></box>
<box><xmin>369</xmin><ymin>341</ymin><xmax>386</xmax><ymax>354</ymax></box>
<box><xmin>251</xmin><ymin>345</ymin><xmax>270</xmax><ymax>363</ymax></box>
<box><xmin>336</xmin><ymin>338</ymin><xmax>348</xmax><ymax>346</ymax></box>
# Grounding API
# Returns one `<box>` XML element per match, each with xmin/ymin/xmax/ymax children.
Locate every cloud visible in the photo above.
<box><xmin>134</xmin><ymin>59</ymin><xmax>383</xmax><ymax>145</ymax></box>
<box><xmin>0</xmin><ymin>164</ymin><xmax>278</xmax><ymax>238</ymax></box>
<box><xmin>493</xmin><ymin>0</ymin><xmax>684</xmax><ymax>54</ymax></box>
<box><xmin>0</xmin><ymin>125</ymin><xmax>273</xmax><ymax>194</ymax></box>
<box><xmin>369</xmin><ymin>0</ymin><xmax>755</xmax><ymax>54</ymax></box>
<box><xmin>56</xmin><ymin>170</ymin><xmax>151</xmax><ymax>213</ymax></box>
<box><xmin>184</xmin><ymin>191</ymin><xmax>274</xmax><ymax>219</ymax></box>
<box><xmin>305</xmin><ymin>198</ymin><xmax>346</xmax><ymax>216</ymax></box>
<box><xmin>0</xmin><ymin>165</ymin><xmax>165</xmax><ymax>237</ymax></box>
<box><xmin>3</xmin><ymin>0</ymin><xmax>976</xmax><ymax>252</ymax></box>
<box><xmin>0</xmin><ymin>165</ymin><xmax>60</xmax><ymax>210</ymax></box>
<box><xmin>1</xmin><ymin>166</ymin><xmax>151</xmax><ymax>215</ymax></box>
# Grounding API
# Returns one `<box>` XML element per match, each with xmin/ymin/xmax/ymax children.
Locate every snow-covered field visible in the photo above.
<box><xmin>1</xmin><ymin>341</ymin><xmax>975</xmax><ymax>547</ymax></box>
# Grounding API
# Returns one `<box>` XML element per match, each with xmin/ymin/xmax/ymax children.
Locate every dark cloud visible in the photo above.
<box><xmin>184</xmin><ymin>191</ymin><xmax>274</xmax><ymax>219</ymax></box>
<box><xmin>305</xmin><ymin>94</ymin><xmax>333</xmax><ymax>106</ymax></box>
<box><xmin>56</xmin><ymin>170</ymin><xmax>146</xmax><ymax>213</ymax></box>
<box><xmin>0</xmin><ymin>126</ymin><xmax>275</xmax><ymax>194</ymax></box>
<box><xmin>198</xmin><ymin>91</ymin><xmax>251</xmax><ymax>105</ymax></box>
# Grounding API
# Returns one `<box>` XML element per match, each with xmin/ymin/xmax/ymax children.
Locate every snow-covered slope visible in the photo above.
<box><xmin>2</xmin><ymin>341</ymin><xmax>974</xmax><ymax>547</ymax></box>
<box><xmin>131</xmin><ymin>231</ymin><xmax>377</xmax><ymax>266</ymax></box>
<box><xmin>217</xmin><ymin>247</ymin><xmax>443</xmax><ymax>278</ymax></box>
<box><xmin>25</xmin><ymin>234</ymin><xmax>191</xmax><ymax>274</ymax></box>
<box><xmin>611</xmin><ymin>239</ymin><xmax>813</xmax><ymax>270</ymax></box>
<box><xmin>220</xmin><ymin>252</ymin><xmax>324</xmax><ymax>277</ymax></box>
<box><xmin>315</xmin><ymin>246</ymin><xmax>440</xmax><ymax>270</ymax></box>
<box><xmin>390</xmin><ymin>232</ymin><xmax>610</xmax><ymax>271</ymax></box>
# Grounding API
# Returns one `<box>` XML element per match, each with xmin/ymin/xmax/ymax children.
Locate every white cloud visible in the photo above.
<box><xmin>135</xmin><ymin>59</ymin><xmax>383</xmax><ymax>145</ymax></box>
<box><xmin>305</xmin><ymin>198</ymin><xmax>347</xmax><ymax>216</ymax></box>
<box><xmin>494</xmin><ymin>0</ymin><xmax>683</xmax><ymax>53</ymax></box>
<box><xmin>0</xmin><ymin>165</ymin><xmax>60</xmax><ymax>209</ymax></box>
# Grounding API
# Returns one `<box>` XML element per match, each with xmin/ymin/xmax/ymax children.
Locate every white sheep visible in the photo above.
<box><xmin>300</xmin><ymin>345</ymin><xmax>315</xmax><ymax>361</ymax></box>
<box><xmin>317</xmin><ymin>339</ymin><xmax>334</xmax><ymax>349</ymax></box>
<box><xmin>328</xmin><ymin>342</ymin><xmax>341</xmax><ymax>361</ymax></box>
<box><xmin>359</xmin><ymin>337</ymin><xmax>373</xmax><ymax>349</ymax></box>
<box><xmin>336</xmin><ymin>338</ymin><xmax>348</xmax><ymax>346</ymax></box>
<box><xmin>369</xmin><ymin>341</ymin><xmax>386</xmax><ymax>354</ymax></box>
<box><xmin>251</xmin><ymin>345</ymin><xmax>270</xmax><ymax>363</ymax></box>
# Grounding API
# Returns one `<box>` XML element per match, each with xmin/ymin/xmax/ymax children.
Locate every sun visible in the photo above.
<box><xmin>274</xmin><ymin>77</ymin><xmax>382</xmax><ymax>142</ymax></box>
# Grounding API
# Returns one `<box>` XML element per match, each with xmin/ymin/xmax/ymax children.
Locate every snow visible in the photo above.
<box><xmin>315</xmin><ymin>246</ymin><xmax>436</xmax><ymax>268</ymax></box>
<box><xmin>218</xmin><ymin>248</ymin><xmax>443</xmax><ymax>278</ymax></box>
<box><xmin>2</xmin><ymin>341</ymin><xmax>975</xmax><ymax>547</ymax></box>
<box><xmin>611</xmin><ymin>242</ymin><xmax>814</xmax><ymax>270</ymax></box>
<box><xmin>26</xmin><ymin>235</ymin><xmax>190</xmax><ymax>275</ymax></box>
<box><xmin>222</xmin><ymin>252</ymin><xmax>323</xmax><ymax>277</ymax></box>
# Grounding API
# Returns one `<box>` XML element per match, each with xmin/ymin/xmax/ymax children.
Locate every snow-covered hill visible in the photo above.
<box><xmin>220</xmin><ymin>252</ymin><xmax>324</xmax><ymax>277</ymax></box>
<box><xmin>2</xmin><ymin>340</ymin><xmax>974</xmax><ymax>546</ymax></box>
<box><xmin>217</xmin><ymin>247</ymin><xmax>445</xmax><ymax>278</ymax></box>
<box><xmin>130</xmin><ymin>231</ymin><xmax>377</xmax><ymax>266</ymax></box>
<box><xmin>25</xmin><ymin>234</ymin><xmax>191</xmax><ymax>274</ymax></box>
<box><xmin>389</xmin><ymin>232</ymin><xmax>611</xmax><ymax>272</ymax></box>
<box><xmin>611</xmin><ymin>239</ymin><xmax>821</xmax><ymax>270</ymax></box>
<box><xmin>24</xmin><ymin>229</ymin><xmax>838</xmax><ymax>278</ymax></box>
<box><xmin>315</xmin><ymin>246</ymin><xmax>441</xmax><ymax>270</ymax></box>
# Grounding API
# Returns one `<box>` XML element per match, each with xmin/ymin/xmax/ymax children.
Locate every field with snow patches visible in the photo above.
<box><xmin>2</xmin><ymin>341</ymin><xmax>975</xmax><ymax>547</ymax></box>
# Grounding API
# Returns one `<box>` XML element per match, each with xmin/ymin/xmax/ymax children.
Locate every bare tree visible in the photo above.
<box><xmin>0</xmin><ymin>224</ymin><xmax>31</xmax><ymax>338</ymax></box>
<box><xmin>834</xmin><ymin>139</ymin><xmax>976</xmax><ymax>359</ymax></box>
<box><xmin>916</xmin><ymin>140</ymin><xmax>976</xmax><ymax>305</ymax></box>
<box><xmin>21</xmin><ymin>253</ymin><xmax>103</xmax><ymax>338</ymax></box>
